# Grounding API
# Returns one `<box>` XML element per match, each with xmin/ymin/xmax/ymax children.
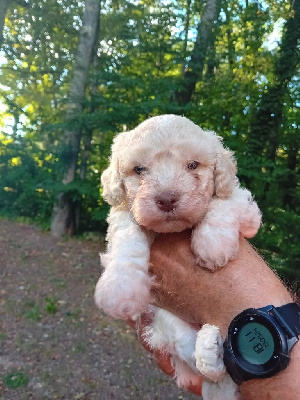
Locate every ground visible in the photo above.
<box><xmin>0</xmin><ymin>220</ymin><xmax>200</xmax><ymax>400</ymax></box>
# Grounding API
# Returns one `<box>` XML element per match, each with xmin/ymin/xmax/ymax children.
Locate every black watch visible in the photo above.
<box><xmin>223</xmin><ymin>303</ymin><xmax>300</xmax><ymax>385</ymax></box>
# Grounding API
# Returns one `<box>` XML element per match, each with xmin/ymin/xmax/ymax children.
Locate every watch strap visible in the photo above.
<box><xmin>273</xmin><ymin>303</ymin><xmax>300</xmax><ymax>336</ymax></box>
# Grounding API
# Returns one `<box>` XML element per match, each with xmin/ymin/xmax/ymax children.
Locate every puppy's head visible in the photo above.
<box><xmin>102</xmin><ymin>115</ymin><xmax>237</xmax><ymax>233</ymax></box>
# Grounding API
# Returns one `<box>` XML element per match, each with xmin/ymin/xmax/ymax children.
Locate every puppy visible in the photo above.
<box><xmin>95</xmin><ymin>115</ymin><xmax>261</xmax><ymax>399</ymax></box>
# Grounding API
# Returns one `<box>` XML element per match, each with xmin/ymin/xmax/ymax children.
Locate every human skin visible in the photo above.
<box><xmin>147</xmin><ymin>230</ymin><xmax>299</xmax><ymax>400</ymax></box>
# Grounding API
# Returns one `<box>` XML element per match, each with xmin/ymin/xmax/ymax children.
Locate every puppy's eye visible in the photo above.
<box><xmin>134</xmin><ymin>166</ymin><xmax>146</xmax><ymax>175</ymax></box>
<box><xmin>187</xmin><ymin>161</ymin><xmax>199</xmax><ymax>170</ymax></box>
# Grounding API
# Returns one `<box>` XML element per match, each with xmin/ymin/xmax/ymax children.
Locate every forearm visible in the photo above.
<box><xmin>149</xmin><ymin>231</ymin><xmax>298</xmax><ymax>400</ymax></box>
<box><xmin>240</xmin><ymin>342</ymin><xmax>300</xmax><ymax>400</ymax></box>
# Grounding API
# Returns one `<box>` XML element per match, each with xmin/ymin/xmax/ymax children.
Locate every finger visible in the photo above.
<box><xmin>186</xmin><ymin>379</ymin><xmax>203</xmax><ymax>396</ymax></box>
<box><xmin>127</xmin><ymin>309</ymin><xmax>155</xmax><ymax>331</ymax></box>
<box><xmin>126</xmin><ymin>318</ymin><xmax>137</xmax><ymax>329</ymax></box>
<box><xmin>153</xmin><ymin>350</ymin><xmax>175</xmax><ymax>377</ymax></box>
<box><xmin>139</xmin><ymin>310</ymin><xmax>155</xmax><ymax>328</ymax></box>
<box><xmin>136</xmin><ymin>310</ymin><xmax>155</xmax><ymax>353</ymax></box>
<box><xmin>153</xmin><ymin>350</ymin><xmax>203</xmax><ymax>396</ymax></box>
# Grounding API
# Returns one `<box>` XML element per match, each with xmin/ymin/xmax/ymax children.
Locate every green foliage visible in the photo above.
<box><xmin>252</xmin><ymin>208</ymin><xmax>300</xmax><ymax>283</ymax></box>
<box><xmin>0</xmin><ymin>133</ymin><xmax>56</xmax><ymax>226</ymax></box>
<box><xmin>45</xmin><ymin>296</ymin><xmax>58</xmax><ymax>314</ymax></box>
<box><xmin>2</xmin><ymin>371</ymin><xmax>29</xmax><ymax>389</ymax></box>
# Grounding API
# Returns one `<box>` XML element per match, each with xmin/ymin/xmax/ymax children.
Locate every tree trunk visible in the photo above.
<box><xmin>50</xmin><ymin>0</ymin><xmax>101</xmax><ymax>237</ymax></box>
<box><xmin>181</xmin><ymin>0</ymin><xmax>192</xmax><ymax>77</ymax></box>
<box><xmin>248</xmin><ymin>0</ymin><xmax>300</xmax><ymax>160</ymax></box>
<box><xmin>75</xmin><ymin>18</ymin><xmax>101</xmax><ymax>230</ymax></box>
<box><xmin>176</xmin><ymin>0</ymin><xmax>221</xmax><ymax>104</ymax></box>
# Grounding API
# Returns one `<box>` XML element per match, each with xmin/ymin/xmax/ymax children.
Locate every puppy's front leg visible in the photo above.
<box><xmin>95</xmin><ymin>208</ymin><xmax>153</xmax><ymax>319</ymax></box>
<box><xmin>195</xmin><ymin>325</ymin><xmax>241</xmax><ymax>400</ymax></box>
<box><xmin>191</xmin><ymin>197</ymin><xmax>240</xmax><ymax>270</ymax></box>
<box><xmin>143</xmin><ymin>307</ymin><xmax>202</xmax><ymax>388</ymax></box>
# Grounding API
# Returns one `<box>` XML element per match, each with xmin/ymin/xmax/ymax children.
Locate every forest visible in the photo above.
<box><xmin>0</xmin><ymin>0</ymin><xmax>299</xmax><ymax>282</ymax></box>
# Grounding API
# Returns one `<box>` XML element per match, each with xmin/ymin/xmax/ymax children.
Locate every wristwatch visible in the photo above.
<box><xmin>223</xmin><ymin>303</ymin><xmax>300</xmax><ymax>385</ymax></box>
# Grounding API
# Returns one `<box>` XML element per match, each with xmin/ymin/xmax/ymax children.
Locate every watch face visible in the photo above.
<box><xmin>237</xmin><ymin>322</ymin><xmax>275</xmax><ymax>365</ymax></box>
<box><xmin>224</xmin><ymin>307</ymin><xmax>295</xmax><ymax>384</ymax></box>
<box><xmin>226</xmin><ymin>309</ymin><xmax>291</xmax><ymax>380</ymax></box>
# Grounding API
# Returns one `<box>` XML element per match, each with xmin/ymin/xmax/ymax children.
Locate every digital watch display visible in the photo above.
<box><xmin>237</xmin><ymin>322</ymin><xmax>275</xmax><ymax>365</ymax></box>
<box><xmin>223</xmin><ymin>303</ymin><xmax>300</xmax><ymax>385</ymax></box>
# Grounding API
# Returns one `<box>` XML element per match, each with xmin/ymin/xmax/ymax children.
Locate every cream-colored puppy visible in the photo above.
<box><xmin>95</xmin><ymin>115</ymin><xmax>261</xmax><ymax>399</ymax></box>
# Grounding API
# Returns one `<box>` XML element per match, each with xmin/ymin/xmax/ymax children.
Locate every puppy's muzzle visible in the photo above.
<box><xmin>155</xmin><ymin>192</ymin><xmax>179</xmax><ymax>213</ymax></box>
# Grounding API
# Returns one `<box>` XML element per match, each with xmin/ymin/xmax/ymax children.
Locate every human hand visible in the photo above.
<box><xmin>146</xmin><ymin>230</ymin><xmax>299</xmax><ymax>400</ymax></box>
<box><xmin>149</xmin><ymin>230</ymin><xmax>292</xmax><ymax>335</ymax></box>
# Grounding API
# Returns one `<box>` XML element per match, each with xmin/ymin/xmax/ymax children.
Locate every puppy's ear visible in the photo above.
<box><xmin>101</xmin><ymin>136</ymin><xmax>125</xmax><ymax>206</ymax></box>
<box><xmin>214</xmin><ymin>147</ymin><xmax>237</xmax><ymax>199</ymax></box>
<box><xmin>101</xmin><ymin>163</ymin><xmax>124</xmax><ymax>206</ymax></box>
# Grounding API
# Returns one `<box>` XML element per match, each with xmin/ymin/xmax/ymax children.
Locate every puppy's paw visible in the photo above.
<box><xmin>202</xmin><ymin>373</ymin><xmax>241</xmax><ymax>400</ymax></box>
<box><xmin>195</xmin><ymin>256</ymin><xmax>218</xmax><ymax>271</ymax></box>
<box><xmin>192</xmin><ymin>226</ymin><xmax>239</xmax><ymax>270</ymax></box>
<box><xmin>195</xmin><ymin>324</ymin><xmax>226</xmax><ymax>382</ymax></box>
<box><xmin>94</xmin><ymin>268</ymin><xmax>152</xmax><ymax>319</ymax></box>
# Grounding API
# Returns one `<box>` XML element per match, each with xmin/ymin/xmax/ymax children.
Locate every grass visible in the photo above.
<box><xmin>45</xmin><ymin>296</ymin><xmax>58</xmax><ymax>314</ymax></box>
<box><xmin>2</xmin><ymin>371</ymin><xmax>29</xmax><ymax>389</ymax></box>
<box><xmin>24</xmin><ymin>301</ymin><xmax>41</xmax><ymax>321</ymax></box>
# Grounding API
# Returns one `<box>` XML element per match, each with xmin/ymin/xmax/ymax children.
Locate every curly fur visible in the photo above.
<box><xmin>94</xmin><ymin>115</ymin><xmax>261</xmax><ymax>399</ymax></box>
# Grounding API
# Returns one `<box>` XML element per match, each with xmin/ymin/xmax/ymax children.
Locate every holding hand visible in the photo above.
<box><xmin>135</xmin><ymin>231</ymin><xmax>298</xmax><ymax>400</ymax></box>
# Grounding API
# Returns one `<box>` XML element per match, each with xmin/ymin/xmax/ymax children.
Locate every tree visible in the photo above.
<box><xmin>50</xmin><ymin>0</ymin><xmax>101</xmax><ymax>237</ymax></box>
<box><xmin>242</xmin><ymin>0</ymin><xmax>300</xmax><ymax>278</ymax></box>
<box><xmin>0</xmin><ymin>0</ymin><xmax>28</xmax><ymax>48</ymax></box>
<box><xmin>0</xmin><ymin>0</ymin><xmax>299</xmax><ymax>279</ymax></box>
<box><xmin>248</xmin><ymin>0</ymin><xmax>300</xmax><ymax>162</ymax></box>
<box><xmin>0</xmin><ymin>0</ymin><xmax>82</xmax><ymax>138</ymax></box>
<box><xmin>176</xmin><ymin>0</ymin><xmax>222</xmax><ymax>104</ymax></box>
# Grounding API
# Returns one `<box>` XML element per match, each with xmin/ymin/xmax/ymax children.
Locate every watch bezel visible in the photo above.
<box><xmin>224</xmin><ymin>308</ymin><xmax>290</xmax><ymax>384</ymax></box>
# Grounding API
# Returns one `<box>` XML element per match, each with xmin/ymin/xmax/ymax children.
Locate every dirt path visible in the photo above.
<box><xmin>0</xmin><ymin>220</ymin><xmax>199</xmax><ymax>400</ymax></box>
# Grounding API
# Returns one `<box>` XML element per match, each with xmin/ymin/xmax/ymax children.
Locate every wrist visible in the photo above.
<box><xmin>240</xmin><ymin>339</ymin><xmax>300</xmax><ymax>400</ymax></box>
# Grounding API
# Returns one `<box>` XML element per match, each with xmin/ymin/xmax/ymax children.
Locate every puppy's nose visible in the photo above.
<box><xmin>155</xmin><ymin>193</ymin><xmax>179</xmax><ymax>212</ymax></box>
